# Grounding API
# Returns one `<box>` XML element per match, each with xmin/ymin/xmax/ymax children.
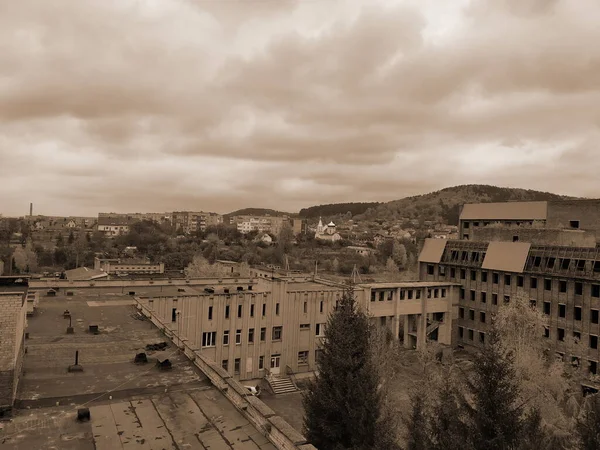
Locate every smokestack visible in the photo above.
<box><xmin>30</xmin><ymin>202</ymin><xmax>33</xmax><ymax>217</ymax></box>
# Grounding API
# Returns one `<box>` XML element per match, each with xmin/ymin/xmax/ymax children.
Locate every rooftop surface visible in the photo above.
<box><xmin>1</xmin><ymin>290</ymin><xmax>276</xmax><ymax>449</ymax></box>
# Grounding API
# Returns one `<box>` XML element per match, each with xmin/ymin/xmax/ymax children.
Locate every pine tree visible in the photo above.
<box><xmin>464</xmin><ymin>328</ymin><xmax>528</xmax><ymax>450</ymax></box>
<box><xmin>428</xmin><ymin>373</ymin><xmax>464</xmax><ymax>450</ymax></box>
<box><xmin>577</xmin><ymin>394</ymin><xmax>600</xmax><ymax>450</ymax></box>
<box><xmin>303</xmin><ymin>287</ymin><xmax>399</xmax><ymax>450</ymax></box>
<box><xmin>404</xmin><ymin>389</ymin><xmax>430</xmax><ymax>450</ymax></box>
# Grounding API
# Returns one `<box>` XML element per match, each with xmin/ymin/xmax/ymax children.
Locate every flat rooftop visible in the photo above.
<box><xmin>0</xmin><ymin>289</ymin><xmax>276</xmax><ymax>450</ymax></box>
<box><xmin>358</xmin><ymin>281</ymin><xmax>461</xmax><ymax>289</ymax></box>
<box><xmin>286</xmin><ymin>281</ymin><xmax>343</xmax><ymax>292</ymax></box>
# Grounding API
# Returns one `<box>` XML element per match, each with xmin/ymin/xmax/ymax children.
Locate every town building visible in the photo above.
<box><xmin>172</xmin><ymin>211</ymin><xmax>223</xmax><ymax>234</ymax></box>
<box><xmin>94</xmin><ymin>257</ymin><xmax>165</xmax><ymax>275</ymax></box>
<box><xmin>0</xmin><ymin>280</ymin><xmax>27</xmax><ymax>416</ymax></box>
<box><xmin>419</xmin><ymin>199</ymin><xmax>600</xmax><ymax>380</ymax></box>
<box><xmin>314</xmin><ymin>218</ymin><xmax>342</xmax><ymax>242</ymax></box>
<box><xmin>233</xmin><ymin>215</ymin><xmax>289</xmax><ymax>236</ymax></box>
<box><xmin>97</xmin><ymin>215</ymin><xmax>133</xmax><ymax>236</ymax></box>
<box><xmin>291</xmin><ymin>218</ymin><xmax>307</xmax><ymax>236</ymax></box>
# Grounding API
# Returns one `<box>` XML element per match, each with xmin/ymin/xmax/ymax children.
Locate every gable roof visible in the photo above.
<box><xmin>481</xmin><ymin>241</ymin><xmax>531</xmax><ymax>273</ymax></box>
<box><xmin>418</xmin><ymin>238</ymin><xmax>447</xmax><ymax>264</ymax></box>
<box><xmin>460</xmin><ymin>201</ymin><xmax>548</xmax><ymax>221</ymax></box>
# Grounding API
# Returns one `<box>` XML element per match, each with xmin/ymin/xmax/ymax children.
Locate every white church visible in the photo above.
<box><xmin>314</xmin><ymin>218</ymin><xmax>342</xmax><ymax>242</ymax></box>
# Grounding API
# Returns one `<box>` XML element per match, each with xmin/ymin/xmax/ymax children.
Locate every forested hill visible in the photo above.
<box><xmin>225</xmin><ymin>208</ymin><xmax>292</xmax><ymax>218</ymax></box>
<box><xmin>298</xmin><ymin>202</ymin><xmax>381</xmax><ymax>218</ymax></box>
<box><xmin>355</xmin><ymin>185</ymin><xmax>576</xmax><ymax>225</ymax></box>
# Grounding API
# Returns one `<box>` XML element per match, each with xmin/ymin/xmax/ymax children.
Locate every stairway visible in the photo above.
<box><xmin>426</xmin><ymin>320</ymin><xmax>441</xmax><ymax>336</ymax></box>
<box><xmin>267</xmin><ymin>375</ymin><xmax>298</xmax><ymax>395</ymax></box>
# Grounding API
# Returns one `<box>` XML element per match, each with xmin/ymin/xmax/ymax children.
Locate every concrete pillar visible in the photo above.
<box><xmin>403</xmin><ymin>316</ymin><xmax>410</xmax><ymax>349</ymax></box>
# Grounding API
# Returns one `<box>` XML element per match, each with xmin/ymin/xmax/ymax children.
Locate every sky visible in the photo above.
<box><xmin>1</xmin><ymin>0</ymin><xmax>599</xmax><ymax>217</ymax></box>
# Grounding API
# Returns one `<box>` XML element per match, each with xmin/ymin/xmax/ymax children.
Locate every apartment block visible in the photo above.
<box><xmin>419</xmin><ymin>236</ymin><xmax>600</xmax><ymax>377</ymax></box>
<box><xmin>137</xmin><ymin>277</ymin><xmax>458</xmax><ymax>381</ymax></box>
<box><xmin>172</xmin><ymin>211</ymin><xmax>223</xmax><ymax>234</ymax></box>
<box><xmin>0</xmin><ymin>291</ymin><xmax>27</xmax><ymax>415</ymax></box>
<box><xmin>94</xmin><ymin>257</ymin><xmax>165</xmax><ymax>275</ymax></box>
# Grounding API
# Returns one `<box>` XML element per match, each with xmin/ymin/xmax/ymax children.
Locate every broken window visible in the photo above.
<box><xmin>450</xmin><ymin>268</ymin><xmax>456</xmax><ymax>278</ymax></box>
<box><xmin>492</xmin><ymin>293</ymin><xmax>498</xmax><ymax>305</ymax></box>
<box><xmin>592</xmin><ymin>284</ymin><xmax>600</xmax><ymax>298</ymax></box>
<box><xmin>559</xmin><ymin>304</ymin><xmax>566</xmax><ymax>318</ymax></box>
<box><xmin>505</xmin><ymin>274</ymin><xmax>511</xmax><ymax>286</ymax></box>
<box><xmin>544</xmin><ymin>327</ymin><xmax>550</xmax><ymax>338</ymax></box>
<box><xmin>260</xmin><ymin>327</ymin><xmax>266</xmax><ymax>341</ymax></box>
<box><xmin>427</xmin><ymin>264</ymin><xmax>434</xmax><ymax>275</ymax></box>
<box><xmin>480</xmin><ymin>312</ymin><xmax>486</xmax><ymax>323</ymax></box>
<box><xmin>531</xmin><ymin>277</ymin><xmax>538</xmax><ymax>289</ymax></box>
<box><xmin>513</xmin><ymin>235</ymin><xmax>519</xmax><ymax>242</ymax></box>
<box><xmin>471</xmin><ymin>270</ymin><xmax>477</xmax><ymax>281</ymax></box>
<box><xmin>517</xmin><ymin>276</ymin><xmax>524</xmax><ymax>287</ymax></box>
<box><xmin>298</xmin><ymin>351</ymin><xmax>309</xmax><ymax>365</ymax></box>
<box><xmin>504</xmin><ymin>295</ymin><xmax>511</xmax><ymax>304</ymax></box>
<box><xmin>460</xmin><ymin>269</ymin><xmax>466</xmax><ymax>280</ymax></box>
<box><xmin>237</xmin><ymin>304</ymin><xmax>243</xmax><ymax>318</ymax></box>
<box><xmin>470</xmin><ymin>290</ymin><xmax>476</xmax><ymax>301</ymax></box>
<box><xmin>225</xmin><ymin>305</ymin><xmax>230</xmax><ymax>319</ymax></box>
<box><xmin>577</xmin><ymin>260</ymin><xmax>586</xmax><ymax>271</ymax></box>
<box><xmin>576</xmin><ymin>282</ymin><xmax>583</xmax><ymax>296</ymax></box>
<box><xmin>439</xmin><ymin>266</ymin><xmax>446</xmax><ymax>277</ymax></box>
<box><xmin>481</xmin><ymin>292</ymin><xmax>487</xmax><ymax>303</ymax></box>
<box><xmin>560</xmin><ymin>258</ymin><xmax>571</xmax><ymax>270</ymax></box>
<box><xmin>459</xmin><ymin>307</ymin><xmax>465</xmax><ymax>319</ymax></box>
<box><xmin>468</xmin><ymin>329</ymin><xmax>474</xmax><ymax>340</ymax></box>
<box><xmin>493</xmin><ymin>272</ymin><xmax>499</xmax><ymax>284</ymax></box>
<box><xmin>544</xmin><ymin>279</ymin><xmax>552</xmax><ymax>291</ymax></box>
<box><xmin>591</xmin><ymin>335</ymin><xmax>599</xmax><ymax>350</ymax></box>
<box><xmin>558</xmin><ymin>328</ymin><xmax>565</xmax><ymax>341</ymax></box>
<box><xmin>543</xmin><ymin>301</ymin><xmax>551</xmax><ymax>315</ymax></box>
<box><xmin>481</xmin><ymin>271</ymin><xmax>488</xmax><ymax>283</ymax></box>
<box><xmin>479</xmin><ymin>332</ymin><xmax>485</xmax><ymax>344</ymax></box>
<box><xmin>570</xmin><ymin>220</ymin><xmax>580</xmax><ymax>229</ymax></box>
<box><xmin>575</xmin><ymin>306</ymin><xmax>582</xmax><ymax>321</ymax></box>
<box><xmin>458</xmin><ymin>327</ymin><xmax>464</xmax><ymax>338</ymax></box>
<box><xmin>460</xmin><ymin>288</ymin><xmax>465</xmax><ymax>300</ymax></box>
<box><xmin>593</xmin><ymin>309</ymin><xmax>600</xmax><ymax>325</ymax></box>
<box><xmin>560</xmin><ymin>280</ymin><xmax>567</xmax><ymax>293</ymax></box>
<box><xmin>469</xmin><ymin>309</ymin><xmax>475</xmax><ymax>320</ymax></box>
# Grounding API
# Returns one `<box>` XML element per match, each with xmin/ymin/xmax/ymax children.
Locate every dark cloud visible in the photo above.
<box><xmin>1</xmin><ymin>0</ymin><xmax>599</xmax><ymax>216</ymax></box>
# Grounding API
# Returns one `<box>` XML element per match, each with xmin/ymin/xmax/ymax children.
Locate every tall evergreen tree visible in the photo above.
<box><xmin>302</xmin><ymin>286</ymin><xmax>399</xmax><ymax>450</ymax></box>
<box><xmin>428</xmin><ymin>373</ymin><xmax>465</xmax><ymax>450</ymax></box>
<box><xmin>404</xmin><ymin>389</ymin><xmax>430</xmax><ymax>450</ymax></box>
<box><xmin>577</xmin><ymin>394</ymin><xmax>600</xmax><ymax>450</ymax></box>
<box><xmin>464</xmin><ymin>328</ymin><xmax>528</xmax><ymax>450</ymax></box>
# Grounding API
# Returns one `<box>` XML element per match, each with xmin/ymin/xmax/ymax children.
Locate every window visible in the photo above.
<box><xmin>590</xmin><ymin>361</ymin><xmax>598</xmax><ymax>375</ymax></box>
<box><xmin>559</xmin><ymin>280</ymin><xmax>567</xmax><ymax>293</ymax></box>
<box><xmin>471</xmin><ymin>270</ymin><xmax>477</xmax><ymax>281</ymax></box>
<box><xmin>272</xmin><ymin>326</ymin><xmax>282</xmax><ymax>341</ymax></box>
<box><xmin>513</xmin><ymin>235</ymin><xmax>519</xmax><ymax>242</ymax></box>
<box><xmin>225</xmin><ymin>305</ymin><xmax>230</xmax><ymax>319</ymax></box>
<box><xmin>171</xmin><ymin>308</ymin><xmax>177</xmax><ymax>322</ymax></box>
<box><xmin>459</xmin><ymin>307</ymin><xmax>465</xmax><ymax>319</ymax></box>
<box><xmin>558</xmin><ymin>328</ymin><xmax>565</xmax><ymax>342</ymax></box>
<box><xmin>575</xmin><ymin>306</ymin><xmax>582</xmax><ymax>321</ymax></box>
<box><xmin>517</xmin><ymin>276</ymin><xmax>523</xmax><ymax>287</ymax></box>
<box><xmin>262</xmin><ymin>303</ymin><xmax>266</xmax><ymax>317</ymax></box>
<box><xmin>593</xmin><ymin>309</ymin><xmax>599</xmax><ymax>324</ymax></box>
<box><xmin>544</xmin><ymin>279</ymin><xmax>552</xmax><ymax>291</ymax></box>
<box><xmin>468</xmin><ymin>329</ymin><xmax>474</xmax><ymax>340</ymax></box>
<box><xmin>544</xmin><ymin>327</ymin><xmax>550</xmax><ymax>338</ymax></box>
<box><xmin>463</xmin><ymin>221</ymin><xmax>470</xmax><ymax>229</ymax></box>
<box><xmin>371</xmin><ymin>291</ymin><xmax>376</xmax><ymax>302</ymax></box>
<box><xmin>303</xmin><ymin>301</ymin><xmax>308</xmax><ymax>313</ymax></box>
<box><xmin>259</xmin><ymin>356</ymin><xmax>264</xmax><ymax>370</ymax></box>
<box><xmin>530</xmin><ymin>299</ymin><xmax>537</xmax><ymax>308</ymax></box>
<box><xmin>559</xmin><ymin>304</ymin><xmax>566</xmax><ymax>318</ymax></box>
<box><xmin>208</xmin><ymin>306</ymin><xmax>213</xmax><ymax>321</ymax></box>
<box><xmin>222</xmin><ymin>360</ymin><xmax>228</xmax><ymax>371</ymax></box>
<box><xmin>469</xmin><ymin>309</ymin><xmax>475</xmax><ymax>320</ymax></box>
<box><xmin>450</xmin><ymin>268</ymin><xmax>456</xmax><ymax>279</ymax></box>
<box><xmin>481</xmin><ymin>292</ymin><xmax>487</xmax><ymax>303</ymax></box>
<box><xmin>248</xmin><ymin>328</ymin><xmax>255</xmax><ymax>343</ymax></box>
<box><xmin>492</xmin><ymin>293</ymin><xmax>498</xmax><ymax>305</ymax></box>
<box><xmin>427</xmin><ymin>264</ymin><xmax>434</xmax><ymax>275</ymax></box>
<box><xmin>408</xmin><ymin>290</ymin><xmax>414</xmax><ymax>300</ymax></box>
<box><xmin>593</xmin><ymin>285</ymin><xmax>600</xmax><ymax>298</ymax></box>
<box><xmin>458</xmin><ymin>326</ymin><xmax>464</xmax><ymax>338</ymax></box>
<box><xmin>234</xmin><ymin>358</ymin><xmax>240</xmax><ymax>375</ymax></box>
<box><xmin>460</xmin><ymin>288</ymin><xmax>465</xmax><ymax>300</ymax></box>
<box><xmin>441</xmin><ymin>288</ymin><xmax>447</xmax><ymax>298</ymax></box>
<box><xmin>493</xmin><ymin>272</ymin><xmax>499</xmax><ymax>284</ymax></box>
<box><xmin>504</xmin><ymin>274</ymin><xmax>511</xmax><ymax>286</ymax></box>
<box><xmin>276</xmin><ymin>303</ymin><xmax>280</xmax><ymax>315</ymax></box>
<box><xmin>300</xmin><ymin>323</ymin><xmax>310</xmax><ymax>330</ymax></box>
<box><xmin>320</xmin><ymin>301</ymin><xmax>324</xmax><ymax>313</ymax></box>
<box><xmin>530</xmin><ymin>277</ymin><xmax>538</xmax><ymax>289</ymax></box>
<box><xmin>591</xmin><ymin>335</ymin><xmax>598</xmax><ymax>349</ymax></box>
<box><xmin>237</xmin><ymin>305</ymin><xmax>242</xmax><ymax>318</ymax></box>
<box><xmin>470</xmin><ymin>290</ymin><xmax>476</xmax><ymax>301</ymax></box>
<box><xmin>480</xmin><ymin>312</ymin><xmax>486</xmax><ymax>323</ymax></box>
<box><xmin>400</xmin><ymin>290</ymin><xmax>406</xmax><ymax>300</ymax></box>
<box><xmin>479</xmin><ymin>332</ymin><xmax>485</xmax><ymax>344</ymax></box>
<box><xmin>439</xmin><ymin>266</ymin><xmax>446</xmax><ymax>277</ymax></box>
<box><xmin>250</xmin><ymin>304</ymin><xmax>255</xmax><ymax>317</ymax></box>
<box><xmin>543</xmin><ymin>302</ymin><xmax>551</xmax><ymax>315</ymax></box>
<box><xmin>460</xmin><ymin>269</ymin><xmax>466</xmax><ymax>280</ymax></box>
<box><xmin>504</xmin><ymin>295</ymin><xmax>510</xmax><ymax>304</ymax></box>
<box><xmin>298</xmin><ymin>351</ymin><xmax>309</xmax><ymax>365</ymax></box>
<box><xmin>235</xmin><ymin>329</ymin><xmax>242</xmax><ymax>345</ymax></box>
<box><xmin>202</xmin><ymin>331</ymin><xmax>217</xmax><ymax>347</ymax></box>
<box><xmin>481</xmin><ymin>271</ymin><xmax>488</xmax><ymax>283</ymax></box>
<box><xmin>260</xmin><ymin>327</ymin><xmax>266</xmax><ymax>341</ymax></box>
<box><xmin>574</xmin><ymin>331</ymin><xmax>581</xmax><ymax>341</ymax></box>
<box><xmin>316</xmin><ymin>323</ymin><xmax>325</xmax><ymax>336</ymax></box>
<box><xmin>576</xmin><ymin>282</ymin><xmax>583</xmax><ymax>296</ymax></box>
<box><xmin>570</xmin><ymin>220</ymin><xmax>580</xmax><ymax>229</ymax></box>
<box><xmin>223</xmin><ymin>330</ymin><xmax>230</xmax><ymax>345</ymax></box>
<box><xmin>561</xmin><ymin>258</ymin><xmax>571</xmax><ymax>270</ymax></box>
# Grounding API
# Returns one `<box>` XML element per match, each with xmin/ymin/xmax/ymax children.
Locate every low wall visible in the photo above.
<box><xmin>29</xmin><ymin>277</ymin><xmax>257</xmax><ymax>290</ymax></box>
<box><xmin>136</xmin><ymin>300</ymin><xmax>317</xmax><ymax>450</ymax></box>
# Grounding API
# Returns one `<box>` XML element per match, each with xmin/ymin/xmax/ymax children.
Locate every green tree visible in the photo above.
<box><xmin>56</xmin><ymin>233</ymin><xmax>64</xmax><ymax>248</ymax></box>
<box><xmin>428</xmin><ymin>371</ymin><xmax>465</xmax><ymax>450</ymax></box>
<box><xmin>68</xmin><ymin>230</ymin><xmax>75</xmax><ymax>244</ymax></box>
<box><xmin>302</xmin><ymin>287</ymin><xmax>399</xmax><ymax>450</ymax></box>
<box><xmin>385</xmin><ymin>257</ymin><xmax>398</xmax><ymax>273</ymax></box>
<box><xmin>404</xmin><ymin>389</ymin><xmax>430</xmax><ymax>450</ymax></box>
<box><xmin>392</xmin><ymin>241</ymin><xmax>407</xmax><ymax>269</ymax></box>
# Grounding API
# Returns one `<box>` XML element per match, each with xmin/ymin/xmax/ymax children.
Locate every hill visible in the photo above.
<box><xmin>225</xmin><ymin>208</ymin><xmax>293</xmax><ymax>219</ymax></box>
<box><xmin>298</xmin><ymin>202</ymin><xmax>381</xmax><ymax>219</ymax></box>
<box><xmin>355</xmin><ymin>184</ymin><xmax>577</xmax><ymax>225</ymax></box>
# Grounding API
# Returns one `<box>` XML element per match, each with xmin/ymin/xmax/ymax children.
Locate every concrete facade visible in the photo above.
<box><xmin>419</xmin><ymin>238</ymin><xmax>600</xmax><ymax>378</ymax></box>
<box><xmin>0</xmin><ymin>292</ymin><xmax>27</xmax><ymax>414</ymax></box>
<box><xmin>137</xmin><ymin>277</ymin><xmax>458</xmax><ymax>381</ymax></box>
<box><xmin>94</xmin><ymin>257</ymin><xmax>165</xmax><ymax>274</ymax></box>
<box><xmin>470</xmin><ymin>227</ymin><xmax>597</xmax><ymax>247</ymax></box>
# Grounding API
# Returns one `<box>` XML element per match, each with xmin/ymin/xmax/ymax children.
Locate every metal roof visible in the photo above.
<box><xmin>481</xmin><ymin>241</ymin><xmax>532</xmax><ymax>273</ymax></box>
<box><xmin>460</xmin><ymin>201</ymin><xmax>548</xmax><ymax>221</ymax></box>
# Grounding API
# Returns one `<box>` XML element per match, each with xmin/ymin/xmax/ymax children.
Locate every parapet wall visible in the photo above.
<box><xmin>135</xmin><ymin>300</ymin><xmax>317</xmax><ymax>450</ymax></box>
<box><xmin>29</xmin><ymin>277</ymin><xmax>257</xmax><ymax>290</ymax></box>
<box><xmin>0</xmin><ymin>293</ymin><xmax>27</xmax><ymax>413</ymax></box>
<box><xmin>471</xmin><ymin>227</ymin><xmax>597</xmax><ymax>247</ymax></box>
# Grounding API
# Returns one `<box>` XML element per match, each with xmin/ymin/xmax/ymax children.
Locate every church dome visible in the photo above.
<box><xmin>327</xmin><ymin>222</ymin><xmax>335</xmax><ymax>227</ymax></box>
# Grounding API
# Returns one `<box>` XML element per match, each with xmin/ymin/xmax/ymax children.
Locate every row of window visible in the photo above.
<box><xmin>204</xmin><ymin>300</ymin><xmax>328</xmax><ymax>321</ymax></box>
<box><xmin>201</xmin><ymin>322</ymin><xmax>327</xmax><ymax>348</ymax></box>
<box><xmin>370</xmin><ymin>288</ymin><xmax>448</xmax><ymax>302</ymax></box>
<box><xmin>221</xmin><ymin>351</ymin><xmax>314</xmax><ymax>375</ymax></box>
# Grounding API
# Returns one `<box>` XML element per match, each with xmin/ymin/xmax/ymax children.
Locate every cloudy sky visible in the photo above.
<box><xmin>1</xmin><ymin>0</ymin><xmax>599</xmax><ymax>217</ymax></box>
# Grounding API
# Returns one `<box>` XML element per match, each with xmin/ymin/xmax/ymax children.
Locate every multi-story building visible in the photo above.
<box><xmin>233</xmin><ymin>215</ymin><xmax>289</xmax><ymax>236</ymax></box>
<box><xmin>0</xmin><ymin>288</ymin><xmax>27</xmax><ymax>416</ymax></box>
<box><xmin>94</xmin><ymin>257</ymin><xmax>165</xmax><ymax>275</ymax></box>
<box><xmin>172</xmin><ymin>211</ymin><xmax>223</xmax><ymax>234</ymax></box>
<box><xmin>97</xmin><ymin>215</ymin><xmax>133</xmax><ymax>236</ymax></box>
<box><xmin>420</xmin><ymin>199</ymin><xmax>600</xmax><ymax>379</ymax></box>
<box><xmin>136</xmin><ymin>273</ymin><xmax>458</xmax><ymax>381</ymax></box>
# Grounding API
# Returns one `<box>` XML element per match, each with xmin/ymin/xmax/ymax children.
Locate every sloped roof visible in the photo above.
<box><xmin>460</xmin><ymin>202</ymin><xmax>548</xmax><ymax>221</ymax></box>
<box><xmin>481</xmin><ymin>241</ymin><xmax>531</xmax><ymax>273</ymax></box>
<box><xmin>418</xmin><ymin>238</ymin><xmax>447</xmax><ymax>264</ymax></box>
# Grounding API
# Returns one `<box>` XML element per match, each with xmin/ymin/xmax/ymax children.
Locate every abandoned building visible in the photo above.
<box><xmin>420</xmin><ymin>199</ymin><xmax>600</xmax><ymax>379</ymax></box>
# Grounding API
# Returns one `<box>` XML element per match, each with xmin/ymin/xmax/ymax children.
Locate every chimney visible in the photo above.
<box><xmin>30</xmin><ymin>202</ymin><xmax>33</xmax><ymax>217</ymax></box>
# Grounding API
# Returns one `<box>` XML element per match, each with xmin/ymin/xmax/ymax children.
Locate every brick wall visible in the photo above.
<box><xmin>471</xmin><ymin>227</ymin><xmax>597</xmax><ymax>247</ymax></box>
<box><xmin>0</xmin><ymin>292</ymin><xmax>27</xmax><ymax>411</ymax></box>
